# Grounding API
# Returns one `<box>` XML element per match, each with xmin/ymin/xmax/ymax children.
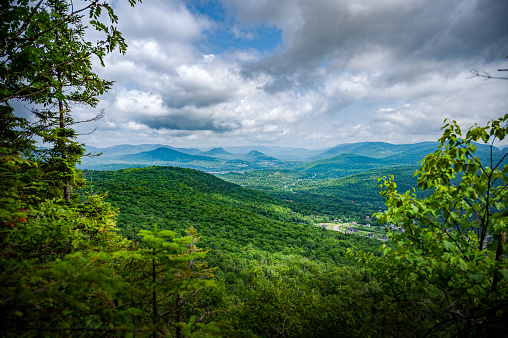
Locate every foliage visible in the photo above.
<box><xmin>6</xmin><ymin>2</ymin><xmax>507</xmax><ymax>337</ymax></box>
<box><xmin>127</xmin><ymin>225</ymin><xmax>216</xmax><ymax>336</ymax></box>
<box><xmin>1</xmin><ymin>0</ymin><xmax>140</xmax><ymax>201</ymax></box>
<box><xmin>0</xmin><ymin>159</ymin><xmax>217</xmax><ymax>336</ymax></box>
<box><xmin>0</xmin><ymin>160</ymin><xmax>135</xmax><ymax>335</ymax></box>
<box><xmin>352</xmin><ymin>115</ymin><xmax>508</xmax><ymax>336</ymax></box>
<box><xmin>0</xmin><ymin>0</ymin><xmax>138</xmax><ymax>104</ymax></box>
<box><xmin>83</xmin><ymin>166</ymin><xmax>380</xmax><ymax>263</ymax></box>
<box><xmin>78</xmin><ymin>165</ymin><xmax>394</xmax><ymax>336</ymax></box>
<box><xmin>218</xmin><ymin>169</ymin><xmax>381</xmax><ymax>222</ymax></box>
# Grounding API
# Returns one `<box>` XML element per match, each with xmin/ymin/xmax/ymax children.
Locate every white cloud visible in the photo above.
<box><xmin>203</xmin><ymin>54</ymin><xmax>216</xmax><ymax>63</ymax></box>
<box><xmin>115</xmin><ymin>0</ymin><xmax>211</xmax><ymax>44</ymax></box>
<box><xmin>377</xmin><ymin>108</ymin><xmax>395</xmax><ymax>113</ymax></box>
<box><xmin>74</xmin><ymin>0</ymin><xmax>508</xmax><ymax>149</ymax></box>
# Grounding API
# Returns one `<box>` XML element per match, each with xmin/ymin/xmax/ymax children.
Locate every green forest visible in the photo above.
<box><xmin>1</xmin><ymin>1</ymin><xmax>507</xmax><ymax>337</ymax></box>
<box><xmin>217</xmin><ymin>165</ymin><xmax>423</xmax><ymax>211</ymax></box>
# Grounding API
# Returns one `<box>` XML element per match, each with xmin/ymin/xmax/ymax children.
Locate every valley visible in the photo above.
<box><xmin>74</xmin><ymin>138</ymin><xmax>461</xmax><ymax>335</ymax></box>
<box><xmin>6</xmin><ymin>136</ymin><xmax>507</xmax><ymax>336</ymax></box>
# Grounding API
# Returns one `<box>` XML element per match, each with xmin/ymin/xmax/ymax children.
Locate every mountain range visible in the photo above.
<box><xmin>80</xmin><ymin>141</ymin><xmax>507</xmax><ymax>177</ymax></box>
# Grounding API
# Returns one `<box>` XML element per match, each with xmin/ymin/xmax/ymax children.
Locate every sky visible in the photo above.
<box><xmin>71</xmin><ymin>0</ymin><xmax>508</xmax><ymax>149</ymax></box>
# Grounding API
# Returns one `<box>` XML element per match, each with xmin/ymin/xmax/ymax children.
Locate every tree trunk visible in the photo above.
<box><xmin>176</xmin><ymin>292</ymin><xmax>183</xmax><ymax>338</ymax></box>
<box><xmin>491</xmin><ymin>229</ymin><xmax>506</xmax><ymax>291</ymax></box>
<box><xmin>57</xmin><ymin>69</ymin><xmax>70</xmax><ymax>202</ymax></box>
<box><xmin>152</xmin><ymin>250</ymin><xmax>157</xmax><ymax>338</ymax></box>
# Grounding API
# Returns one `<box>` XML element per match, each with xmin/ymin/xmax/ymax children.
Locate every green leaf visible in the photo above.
<box><xmin>443</xmin><ymin>240</ymin><xmax>454</xmax><ymax>251</ymax></box>
<box><xmin>424</xmin><ymin>231</ymin><xmax>433</xmax><ymax>242</ymax></box>
<box><xmin>466</xmin><ymin>272</ymin><xmax>486</xmax><ymax>283</ymax></box>
<box><xmin>500</xmin><ymin>268</ymin><xmax>508</xmax><ymax>281</ymax></box>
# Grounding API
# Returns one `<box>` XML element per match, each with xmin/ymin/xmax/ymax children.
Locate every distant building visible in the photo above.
<box><xmin>363</xmin><ymin>224</ymin><xmax>371</xmax><ymax>228</ymax></box>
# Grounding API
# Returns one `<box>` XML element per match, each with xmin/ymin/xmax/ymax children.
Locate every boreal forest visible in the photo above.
<box><xmin>1</xmin><ymin>1</ymin><xmax>507</xmax><ymax>337</ymax></box>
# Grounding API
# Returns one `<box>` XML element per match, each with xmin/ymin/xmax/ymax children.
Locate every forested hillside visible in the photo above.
<box><xmin>82</xmin><ymin>166</ymin><xmax>387</xmax><ymax>336</ymax></box>
<box><xmin>85</xmin><ymin>167</ymin><xmax>380</xmax><ymax>262</ymax></box>
<box><xmin>217</xmin><ymin>165</ymin><xmax>420</xmax><ymax>212</ymax></box>
<box><xmin>314</xmin><ymin>141</ymin><xmax>432</xmax><ymax>160</ymax></box>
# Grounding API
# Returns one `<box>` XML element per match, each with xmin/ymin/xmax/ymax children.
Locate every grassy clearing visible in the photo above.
<box><xmin>316</xmin><ymin>222</ymin><xmax>393</xmax><ymax>240</ymax></box>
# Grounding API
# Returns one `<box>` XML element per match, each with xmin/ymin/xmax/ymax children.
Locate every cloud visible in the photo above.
<box><xmin>162</xmin><ymin>59</ymin><xmax>244</xmax><ymax>109</ymax></box>
<box><xmin>115</xmin><ymin>0</ymin><xmax>212</xmax><ymax>44</ymax></box>
<box><xmin>73</xmin><ymin>0</ymin><xmax>508</xmax><ymax>149</ymax></box>
<box><xmin>228</xmin><ymin>0</ymin><xmax>508</xmax><ymax>90</ymax></box>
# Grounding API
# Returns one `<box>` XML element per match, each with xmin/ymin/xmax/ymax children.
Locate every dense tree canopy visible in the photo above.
<box><xmin>352</xmin><ymin>115</ymin><xmax>508</xmax><ymax>335</ymax></box>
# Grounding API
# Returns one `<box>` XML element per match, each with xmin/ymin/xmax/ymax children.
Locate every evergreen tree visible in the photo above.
<box><xmin>1</xmin><ymin>0</ymin><xmax>138</xmax><ymax>200</ymax></box>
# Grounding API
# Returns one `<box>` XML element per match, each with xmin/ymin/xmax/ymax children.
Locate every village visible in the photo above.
<box><xmin>316</xmin><ymin>215</ymin><xmax>405</xmax><ymax>241</ymax></box>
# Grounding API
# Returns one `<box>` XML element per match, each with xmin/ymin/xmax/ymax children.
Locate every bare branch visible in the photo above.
<box><xmin>72</xmin><ymin>109</ymin><xmax>105</xmax><ymax>125</ymax></box>
<box><xmin>469</xmin><ymin>69</ymin><xmax>508</xmax><ymax>80</ymax></box>
<box><xmin>77</xmin><ymin>127</ymin><xmax>97</xmax><ymax>136</ymax></box>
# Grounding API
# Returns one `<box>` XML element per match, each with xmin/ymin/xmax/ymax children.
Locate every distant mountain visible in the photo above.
<box><xmin>271</xmin><ymin>148</ymin><xmax>325</xmax><ymax>161</ymax></box>
<box><xmin>225</xmin><ymin>146</ymin><xmax>325</xmax><ymax>161</ymax></box>
<box><xmin>223</xmin><ymin>146</ymin><xmax>300</xmax><ymax>154</ymax></box>
<box><xmin>298</xmin><ymin>144</ymin><xmax>436</xmax><ymax>178</ymax></box>
<box><xmin>199</xmin><ymin>149</ymin><xmax>286</xmax><ymax>163</ymax></box>
<box><xmin>85</xmin><ymin>144</ymin><xmax>202</xmax><ymax>157</ymax></box>
<box><xmin>200</xmin><ymin>147</ymin><xmax>231</xmax><ymax>156</ymax></box>
<box><xmin>384</xmin><ymin>141</ymin><xmax>506</xmax><ymax>166</ymax></box>
<box><xmin>299</xmin><ymin>165</ymin><xmax>422</xmax><ymax>207</ymax></box>
<box><xmin>298</xmin><ymin>153</ymin><xmax>386</xmax><ymax>178</ymax></box>
<box><xmin>245</xmin><ymin>150</ymin><xmax>280</xmax><ymax>163</ymax></box>
<box><xmin>119</xmin><ymin>147</ymin><xmax>218</xmax><ymax>163</ymax></box>
<box><xmin>79</xmin><ymin>141</ymin><xmax>507</xmax><ymax>173</ymax></box>
<box><xmin>297</xmin><ymin>140</ymin><xmax>508</xmax><ymax>179</ymax></box>
<box><xmin>317</xmin><ymin>142</ymin><xmax>373</xmax><ymax>158</ymax></box>
<box><xmin>380</xmin><ymin>142</ymin><xmax>439</xmax><ymax>165</ymax></box>
<box><xmin>80</xmin><ymin>144</ymin><xmax>210</xmax><ymax>170</ymax></box>
<box><xmin>315</xmin><ymin>142</ymin><xmax>438</xmax><ymax>160</ymax></box>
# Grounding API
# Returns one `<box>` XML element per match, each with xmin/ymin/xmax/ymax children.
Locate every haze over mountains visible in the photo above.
<box><xmin>80</xmin><ymin>141</ymin><xmax>508</xmax><ymax>177</ymax></box>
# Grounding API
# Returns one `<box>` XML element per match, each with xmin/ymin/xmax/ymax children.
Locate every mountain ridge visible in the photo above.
<box><xmin>119</xmin><ymin>147</ymin><xmax>219</xmax><ymax>163</ymax></box>
<box><xmin>79</xmin><ymin>141</ymin><xmax>507</xmax><ymax>174</ymax></box>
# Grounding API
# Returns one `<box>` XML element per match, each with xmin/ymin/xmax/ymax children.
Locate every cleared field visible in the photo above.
<box><xmin>316</xmin><ymin>222</ymin><xmax>389</xmax><ymax>240</ymax></box>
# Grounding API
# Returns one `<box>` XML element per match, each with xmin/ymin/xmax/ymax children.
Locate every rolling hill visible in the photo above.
<box><xmin>82</xmin><ymin>166</ymin><xmax>379</xmax><ymax>258</ymax></box>
<box><xmin>85</xmin><ymin>143</ymin><xmax>201</xmax><ymax>157</ymax></box>
<box><xmin>79</xmin><ymin>141</ymin><xmax>508</xmax><ymax>175</ymax></box>
<box><xmin>245</xmin><ymin>150</ymin><xmax>280</xmax><ymax>163</ymax></box>
<box><xmin>299</xmin><ymin>165</ymin><xmax>423</xmax><ymax>207</ymax></box>
<box><xmin>119</xmin><ymin>147</ymin><xmax>219</xmax><ymax>163</ymax></box>
<box><xmin>297</xmin><ymin>153</ymin><xmax>387</xmax><ymax>178</ymax></box>
<box><xmin>199</xmin><ymin>147</ymin><xmax>231</xmax><ymax>156</ymax></box>
<box><xmin>314</xmin><ymin>141</ymin><xmax>437</xmax><ymax>160</ymax></box>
